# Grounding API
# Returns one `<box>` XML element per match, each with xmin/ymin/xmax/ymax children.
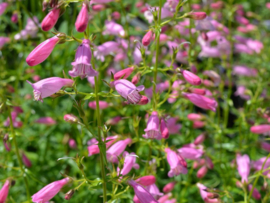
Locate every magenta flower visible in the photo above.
<box><xmin>236</xmin><ymin>154</ymin><xmax>250</xmax><ymax>183</ymax></box>
<box><xmin>166</xmin><ymin>117</ymin><xmax>181</xmax><ymax>134</ymax></box>
<box><xmin>187</xmin><ymin>113</ymin><xmax>204</xmax><ymax>121</ymax></box>
<box><xmin>88</xmin><ymin>101</ymin><xmax>109</xmax><ymax>109</ymax></box>
<box><xmin>0</xmin><ymin>37</ymin><xmax>10</xmax><ymax>49</ymax></box>
<box><xmin>11</xmin><ymin>13</ymin><xmax>18</xmax><ymax>23</ymax></box>
<box><xmin>182</xmin><ymin>92</ymin><xmax>218</xmax><ymax>111</ymax></box>
<box><xmin>163</xmin><ymin>181</ymin><xmax>176</xmax><ymax>193</ymax></box>
<box><xmin>178</xmin><ymin>146</ymin><xmax>204</xmax><ymax>160</ymax></box>
<box><xmin>181</xmin><ymin>70</ymin><xmax>201</xmax><ymax>86</ymax></box>
<box><xmin>248</xmin><ymin>184</ymin><xmax>261</xmax><ymax>200</ymax></box>
<box><xmin>142</xmin><ymin>30</ymin><xmax>154</xmax><ymax>46</ymax></box>
<box><xmin>188</xmin><ymin>12</ymin><xmax>207</xmax><ymax>20</ymax></box>
<box><xmin>88</xmin><ymin>136</ymin><xmax>118</xmax><ymax>156</ymax></box>
<box><xmin>26</xmin><ymin>36</ymin><xmax>60</xmax><ymax>66</ymax></box>
<box><xmin>197</xmin><ymin>165</ymin><xmax>208</xmax><ymax>178</ymax></box>
<box><xmin>27</xmin><ymin>77</ymin><xmax>73</xmax><ymax>102</ymax></box>
<box><xmin>118</xmin><ymin>152</ymin><xmax>139</xmax><ymax>176</ymax></box>
<box><xmin>135</xmin><ymin>175</ymin><xmax>156</xmax><ymax>186</ymax></box>
<box><xmin>0</xmin><ymin>180</ymin><xmax>10</xmax><ymax>202</ymax></box>
<box><xmin>106</xmin><ymin>138</ymin><xmax>132</xmax><ymax>163</ymax></box>
<box><xmin>103</xmin><ymin>20</ymin><xmax>125</xmax><ymax>37</ymax></box>
<box><xmin>75</xmin><ymin>2</ymin><xmax>89</xmax><ymax>32</ymax></box>
<box><xmin>111</xmin><ymin>79</ymin><xmax>145</xmax><ymax>104</ymax></box>
<box><xmin>261</xmin><ymin>142</ymin><xmax>270</xmax><ymax>152</ymax></box>
<box><xmin>35</xmin><ymin>117</ymin><xmax>56</xmax><ymax>125</ymax></box>
<box><xmin>146</xmin><ymin>184</ymin><xmax>163</xmax><ymax>199</ymax></box>
<box><xmin>69</xmin><ymin>139</ymin><xmax>77</xmax><ymax>149</ymax></box>
<box><xmin>165</xmin><ymin>148</ymin><xmax>187</xmax><ymax>177</ymax></box>
<box><xmin>143</xmin><ymin>111</ymin><xmax>162</xmax><ymax>140</ymax></box>
<box><xmin>64</xmin><ymin>114</ymin><xmax>78</xmax><ymax>123</ymax></box>
<box><xmin>197</xmin><ymin>183</ymin><xmax>220</xmax><ymax>203</ymax></box>
<box><xmin>106</xmin><ymin>116</ymin><xmax>122</xmax><ymax>126</ymax></box>
<box><xmin>232</xmin><ymin>65</ymin><xmax>257</xmax><ymax>77</ymax></box>
<box><xmin>22</xmin><ymin>153</ymin><xmax>32</xmax><ymax>168</ymax></box>
<box><xmin>114</xmin><ymin>67</ymin><xmax>134</xmax><ymax>80</ymax></box>
<box><xmin>194</xmin><ymin>133</ymin><xmax>206</xmax><ymax>145</ymax></box>
<box><xmin>41</xmin><ymin>8</ymin><xmax>61</xmax><ymax>31</ymax></box>
<box><xmin>160</xmin><ymin>118</ymin><xmax>169</xmax><ymax>139</ymax></box>
<box><xmin>69</xmin><ymin>39</ymin><xmax>98</xmax><ymax>79</ymax></box>
<box><xmin>128</xmin><ymin>180</ymin><xmax>158</xmax><ymax>203</ymax></box>
<box><xmin>94</xmin><ymin>41</ymin><xmax>120</xmax><ymax>62</ymax></box>
<box><xmin>3</xmin><ymin>134</ymin><xmax>11</xmax><ymax>152</ymax></box>
<box><xmin>250</xmin><ymin>124</ymin><xmax>270</xmax><ymax>134</ymax></box>
<box><xmin>0</xmin><ymin>3</ymin><xmax>8</xmax><ymax>16</ymax></box>
<box><xmin>32</xmin><ymin>178</ymin><xmax>70</xmax><ymax>203</ymax></box>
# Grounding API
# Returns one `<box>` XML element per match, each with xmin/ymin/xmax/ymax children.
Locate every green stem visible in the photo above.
<box><xmin>93</xmin><ymin>61</ymin><xmax>107</xmax><ymax>202</ymax></box>
<box><xmin>248</xmin><ymin>153</ymin><xmax>270</xmax><ymax>202</ymax></box>
<box><xmin>152</xmin><ymin>0</ymin><xmax>162</xmax><ymax>110</ymax></box>
<box><xmin>9</xmin><ymin>109</ymin><xmax>31</xmax><ymax>201</ymax></box>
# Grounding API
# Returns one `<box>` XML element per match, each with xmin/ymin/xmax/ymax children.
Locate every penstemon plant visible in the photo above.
<box><xmin>1</xmin><ymin>0</ymin><xmax>270</xmax><ymax>202</ymax></box>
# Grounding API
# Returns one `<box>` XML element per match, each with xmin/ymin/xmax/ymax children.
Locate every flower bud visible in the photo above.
<box><xmin>181</xmin><ymin>70</ymin><xmax>201</xmax><ymax>86</ymax></box>
<box><xmin>75</xmin><ymin>2</ymin><xmax>89</xmax><ymax>32</ymax></box>
<box><xmin>41</xmin><ymin>8</ymin><xmax>61</xmax><ymax>31</ymax></box>
<box><xmin>65</xmin><ymin>189</ymin><xmax>75</xmax><ymax>200</ymax></box>
<box><xmin>138</xmin><ymin>96</ymin><xmax>149</xmax><ymax>105</ymax></box>
<box><xmin>114</xmin><ymin>67</ymin><xmax>134</xmax><ymax>80</ymax></box>
<box><xmin>64</xmin><ymin>114</ymin><xmax>78</xmax><ymax>123</ymax></box>
<box><xmin>197</xmin><ymin>165</ymin><xmax>208</xmax><ymax>178</ymax></box>
<box><xmin>132</xmin><ymin>73</ymin><xmax>141</xmax><ymax>85</ymax></box>
<box><xmin>142</xmin><ymin>30</ymin><xmax>154</xmax><ymax>46</ymax></box>
<box><xmin>187</xmin><ymin>12</ymin><xmax>207</xmax><ymax>20</ymax></box>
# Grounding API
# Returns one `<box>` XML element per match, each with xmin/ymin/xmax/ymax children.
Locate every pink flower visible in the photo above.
<box><xmin>114</xmin><ymin>67</ymin><xmax>134</xmax><ymax>80</ymax></box>
<box><xmin>197</xmin><ymin>183</ymin><xmax>220</xmax><ymax>203</ymax></box>
<box><xmin>75</xmin><ymin>2</ymin><xmax>89</xmax><ymax>32</ymax></box>
<box><xmin>26</xmin><ymin>36</ymin><xmax>60</xmax><ymax>66</ymax></box>
<box><xmin>135</xmin><ymin>176</ymin><xmax>156</xmax><ymax>186</ymax></box>
<box><xmin>94</xmin><ymin>41</ymin><xmax>120</xmax><ymax>62</ymax></box>
<box><xmin>197</xmin><ymin>165</ymin><xmax>208</xmax><ymax>178</ymax></box>
<box><xmin>64</xmin><ymin>114</ymin><xmax>78</xmax><ymax>123</ymax></box>
<box><xmin>0</xmin><ymin>3</ymin><xmax>8</xmax><ymax>16</ymax></box>
<box><xmin>32</xmin><ymin>178</ymin><xmax>70</xmax><ymax>203</ymax></box>
<box><xmin>188</xmin><ymin>12</ymin><xmax>207</xmax><ymax>20</ymax></box>
<box><xmin>163</xmin><ymin>181</ymin><xmax>176</xmax><ymax>193</ymax></box>
<box><xmin>166</xmin><ymin>117</ymin><xmax>181</xmax><ymax>134</ymax></box>
<box><xmin>248</xmin><ymin>185</ymin><xmax>261</xmax><ymax>200</ymax></box>
<box><xmin>187</xmin><ymin>113</ymin><xmax>204</xmax><ymax>121</ymax></box>
<box><xmin>142</xmin><ymin>30</ymin><xmax>154</xmax><ymax>46</ymax></box>
<box><xmin>178</xmin><ymin>147</ymin><xmax>204</xmax><ymax>160</ymax></box>
<box><xmin>165</xmin><ymin>148</ymin><xmax>187</xmax><ymax>177</ymax></box>
<box><xmin>236</xmin><ymin>154</ymin><xmax>250</xmax><ymax>183</ymax></box>
<box><xmin>132</xmin><ymin>73</ymin><xmax>141</xmax><ymax>85</ymax></box>
<box><xmin>103</xmin><ymin>20</ymin><xmax>125</xmax><ymax>37</ymax></box>
<box><xmin>160</xmin><ymin>118</ymin><xmax>169</xmax><ymax>139</ymax></box>
<box><xmin>69</xmin><ymin>39</ymin><xmax>98</xmax><ymax>79</ymax></box>
<box><xmin>69</xmin><ymin>139</ymin><xmax>77</xmax><ymax>149</ymax></box>
<box><xmin>182</xmin><ymin>92</ymin><xmax>218</xmax><ymax>112</ymax></box>
<box><xmin>233</xmin><ymin>65</ymin><xmax>257</xmax><ymax>77</ymax></box>
<box><xmin>261</xmin><ymin>142</ymin><xmax>270</xmax><ymax>152</ymax></box>
<box><xmin>11</xmin><ymin>13</ymin><xmax>18</xmax><ymax>23</ymax></box>
<box><xmin>181</xmin><ymin>70</ymin><xmax>201</xmax><ymax>86</ymax></box>
<box><xmin>0</xmin><ymin>37</ymin><xmax>10</xmax><ymax>49</ymax></box>
<box><xmin>22</xmin><ymin>153</ymin><xmax>32</xmax><ymax>168</ymax></box>
<box><xmin>106</xmin><ymin>116</ymin><xmax>122</xmax><ymax>125</ymax></box>
<box><xmin>138</xmin><ymin>96</ymin><xmax>149</xmax><ymax>105</ymax></box>
<box><xmin>118</xmin><ymin>152</ymin><xmax>139</xmax><ymax>176</ymax></box>
<box><xmin>194</xmin><ymin>133</ymin><xmax>206</xmax><ymax>145</ymax></box>
<box><xmin>88</xmin><ymin>101</ymin><xmax>109</xmax><ymax>109</ymax></box>
<box><xmin>3</xmin><ymin>134</ymin><xmax>11</xmax><ymax>152</ymax></box>
<box><xmin>106</xmin><ymin>138</ymin><xmax>132</xmax><ymax>163</ymax></box>
<box><xmin>146</xmin><ymin>184</ymin><xmax>163</xmax><ymax>199</ymax></box>
<box><xmin>143</xmin><ymin>111</ymin><xmax>162</xmax><ymax>140</ymax></box>
<box><xmin>41</xmin><ymin>8</ymin><xmax>60</xmax><ymax>31</ymax></box>
<box><xmin>111</xmin><ymin>79</ymin><xmax>145</xmax><ymax>104</ymax></box>
<box><xmin>0</xmin><ymin>180</ymin><xmax>10</xmax><ymax>202</ymax></box>
<box><xmin>27</xmin><ymin>77</ymin><xmax>73</xmax><ymax>102</ymax></box>
<box><xmin>128</xmin><ymin>180</ymin><xmax>158</xmax><ymax>203</ymax></box>
<box><xmin>88</xmin><ymin>136</ymin><xmax>118</xmax><ymax>156</ymax></box>
<box><xmin>35</xmin><ymin>117</ymin><xmax>56</xmax><ymax>125</ymax></box>
<box><xmin>250</xmin><ymin>125</ymin><xmax>270</xmax><ymax>134</ymax></box>
<box><xmin>267</xmin><ymin>2</ymin><xmax>270</xmax><ymax>9</ymax></box>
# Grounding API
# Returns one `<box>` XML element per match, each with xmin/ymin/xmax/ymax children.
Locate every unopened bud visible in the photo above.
<box><xmin>187</xmin><ymin>12</ymin><xmax>207</xmax><ymax>20</ymax></box>
<box><xmin>64</xmin><ymin>114</ymin><xmax>78</xmax><ymax>123</ymax></box>
<box><xmin>65</xmin><ymin>189</ymin><xmax>75</xmax><ymax>200</ymax></box>
<box><xmin>132</xmin><ymin>73</ymin><xmax>141</xmax><ymax>85</ymax></box>
<box><xmin>138</xmin><ymin>96</ymin><xmax>149</xmax><ymax>105</ymax></box>
<box><xmin>207</xmin><ymin>193</ymin><xmax>219</xmax><ymax>199</ymax></box>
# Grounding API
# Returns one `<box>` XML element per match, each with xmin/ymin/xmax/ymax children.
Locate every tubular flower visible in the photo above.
<box><xmin>143</xmin><ymin>111</ymin><xmax>162</xmax><ymax>140</ymax></box>
<box><xmin>135</xmin><ymin>176</ymin><xmax>156</xmax><ymax>186</ymax></box>
<box><xmin>111</xmin><ymin>79</ymin><xmax>145</xmax><ymax>104</ymax></box>
<box><xmin>106</xmin><ymin>138</ymin><xmax>132</xmax><ymax>163</ymax></box>
<box><xmin>181</xmin><ymin>70</ymin><xmax>201</xmax><ymax>86</ymax></box>
<box><xmin>250</xmin><ymin>124</ymin><xmax>270</xmax><ymax>134</ymax></box>
<box><xmin>165</xmin><ymin>148</ymin><xmax>188</xmax><ymax>177</ymax></box>
<box><xmin>118</xmin><ymin>152</ymin><xmax>139</xmax><ymax>176</ymax></box>
<box><xmin>236</xmin><ymin>154</ymin><xmax>250</xmax><ymax>183</ymax></box>
<box><xmin>27</xmin><ymin>77</ymin><xmax>73</xmax><ymax>102</ymax></box>
<box><xmin>114</xmin><ymin>67</ymin><xmax>134</xmax><ymax>80</ymax></box>
<box><xmin>41</xmin><ymin>8</ymin><xmax>61</xmax><ymax>31</ymax></box>
<box><xmin>69</xmin><ymin>39</ymin><xmax>98</xmax><ymax>79</ymax></box>
<box><xmin>128</xmin><ymin>180</ymin><xmax>158</xmax><ymax>203</ymax></box>
<box><xmin>75</xmin><ymin>2</ymin><xmax>89</xmax><ymax>32</ymax></box>
<box><xmin>182</xmin><ymin>92</ymin><xmax>218</xmax><ymax>112</ymax></box>
<box><xmin>0</xmin><ymin>180</ymin><xmax>10</xmax><ymax>203</ymax></box>
<box><xmin>32</xmin><ymin>178</ymin><xmax>70</xmax><ymax>203</ymax></box>
<box><xmin>26</xmin><ymin>36</ymin><xmax>60</xmax><ymax>66</ymax></box>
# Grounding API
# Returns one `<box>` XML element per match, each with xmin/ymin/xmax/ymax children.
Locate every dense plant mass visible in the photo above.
<box><xmin>1</xmin><ymin>0</ymin><xmax>270</xmax><ymax>202</ymax></box>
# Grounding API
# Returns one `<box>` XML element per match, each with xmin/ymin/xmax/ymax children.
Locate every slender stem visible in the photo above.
<box><xmin>152</xmin><ymin>0</ymin><xmax>162</xmax><ymax>110</ymax></box>
<box><xmin>9</xmin><ymin>109</ymin><xmax>31</xmax><ymax>201</ymax></box>
<box><xmin>93</xmin><ymin>62</ymin><xmax>107</xmax><ymax>202</ymax></box>
<box><xmin>248</xmin><ymin>153</ymin><xmax>270</xmax><ymax>202</ymax></box>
